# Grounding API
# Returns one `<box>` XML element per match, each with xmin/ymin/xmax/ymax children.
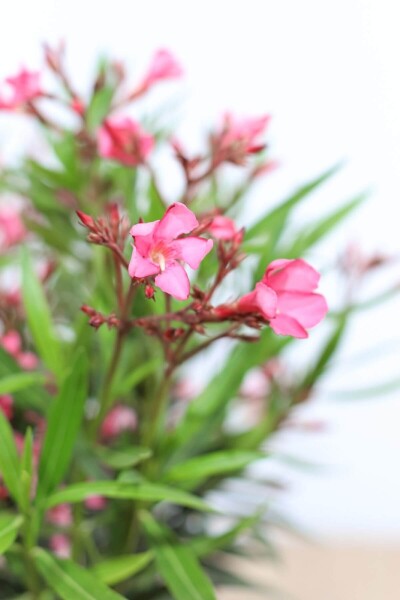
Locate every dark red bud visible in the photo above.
<box><xmin>145</xmin><ymin>285</ymin><xmax>155</xmax><ymax>300</ymax></box>
<box><xmin>76</xmin><ymin>210</ymin><xmax>95</xmax><ymax>230</ymax></box>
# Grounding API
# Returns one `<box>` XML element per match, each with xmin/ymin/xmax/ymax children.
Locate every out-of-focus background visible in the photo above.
<box><xmin>1</xmin><ymin>1</ymin><xmax>400</xmax><ymax>597</ymax></box>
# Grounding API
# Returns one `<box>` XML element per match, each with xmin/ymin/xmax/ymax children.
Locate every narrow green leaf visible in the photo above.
<box><xmin>20</xmin><ymin>428</ymin><xmax>34</xmax><ymax>513</ymax></box>
<box><xmin>0</xmin><ymin>513</ymin><xmax>24</xmax><ymax>554</ymax></box>
<box><xmin>96</xmin><ymin>446</ymin><xmax>152</xmax><ymax>470</ymax></box>
<box><xmin>113</xmin><ymin>358</ymin><xmax>159</xmax><ymax>396</ymax></box>
<box><xmin>141</xmin><ymin>512</ymin><xmax>217</xmax><ymax>600</ymax></box>
<box><xmin>37</xmin><ymin>349</ymin><xmax>88</xmax><ymax>499</ymax></box>
<box><xmin>164</xmin><ymin>451</ymin><xmax>264</xmax><ymax>483</ymax></box>
<box><xmin>33</xmin><ymin>548</ymin><xmax>125</xmax><ymax>600</ymax></box>
<box><xmin>93</xmin><ymin>551</ymin><xmax>153</xmax><ymax>586</ymax></box>
<box><xmin>86</xmin><ymin>86</ymin><xmax>115</xmax><ymax>132</ymax></box>
<box><xmin>0</xmin><ymin>372</ymin><xmax>46</xmax><ymax>395</ymax></box>
<box><xmin>45</xmin><ymin>481</ymin><xmax>212</xmax><ymax>513</ymax></box>
<box><xmin>283</xmin><ymin>193</ymin><xmax>367</xmax><ymax>257</ymax></box>
<box><xmin>0</xmin><ymin>412</ymin><xmax>21</xmax><ymax>504</ymax></box>
<box><xmin>191</xmin><ymin>513</ymin><xmax>261</xmax><ymax>557</ymax></box>
<box><xmin>22</xmin><ymin>248</ymin><xmax>64</xmax><ymax>380</ymax></box>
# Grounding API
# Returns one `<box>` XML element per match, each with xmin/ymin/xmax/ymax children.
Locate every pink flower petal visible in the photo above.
<box><xmin>265</xmin><ymin>259</ymin><xmax>320</xmax><ymax>292</ymax></box>
<box><xmin>270</xmin><ymin>314</ymin><xmax>308</xmax><ymax>338</ymax></box>
<box><xmin>155</xmin><ymin>262</ymin><xmax>190</xmax><ymax>300</ymax></box>
<box><xmin>254</xmin><ymin>283</ymin><xmax>278</xmax><ymax>319</ymax></box>
<box><xmin>154</xmin><ymin>203</ymin><xmax>198</xmax><ymax>241</ymax></box>
<box><xmin>128</xmin><ymin>247</ymin><xmax>160</xmax><ymax>278</ymax></box>
<box><xmin>130</xmin><ymin>220</ymin><xmax>159</xmax><ymax>255</ymax></box>
<box><xmin>277</xmin><ymin>291</ymin><xmax>328</xmax><ymax>329</ymax></box>
<box><xmin>172</xmin><ymin>237</ymin><xmax>213</xmax><ymax>269</ymax></box>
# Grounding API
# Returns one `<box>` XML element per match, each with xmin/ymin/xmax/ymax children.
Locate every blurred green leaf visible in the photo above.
<box><xmin>191</xmin><ymin>513</ymin><xmax>262</xmax><ymax>557</ymax></box>
<box><xmin>20</xmin><ymin>428</ymin><xmax>34</xmax><ymax>514</ymax></box>
<box><xmin>86</xmin><ymin>86</ymin><xmax>115</xmax><ymax>132</ymax></box>
<box><xmin>37</xmin><ymin>349</ymin><xmax>88</xmax><ymax>499</ymax></box>
<box><xmin>33</xmin><ymin>548</ymin><xmax>125</xmax><ymax>600</ymax></box>
<box><xmin>164</xmin><ymin>450</ymin><xmax>264</xmax><ymax>484</ymax></box>
<box><xmin>96</xmin><ymin>446</ymin><xmax>152</xmax><ymax>470</ymax></box>
<box><xmin>22</xmin><ymin>248</ymin><xmax>64</xmax><ymax>381</ymax></box>
<box><xmin>93</xmin><ymin>551</ymin><xmax>153</xmax><ymax>586</ymax></box>
<box><xmin>0</xmin><ymin>411</ymin><xmax>21</xmax><ymax>505</ymax></box>
<box><xmin>0</xmin><ymin>372</ymin><xmax>46</xmax><ymax>395</ymax></box>
<box><xmin>0</xmin><ymin>347</ymin><xmax>47</xmax><ymax>412</ymax></box>
<box><xmin>141</xmin><ymin>512</ymin><xmax>217</xmax><ymax>600</ymax></box>
<box><xmin>45</xmin><ymin>480</ymin><xmax>213</xmax><ymax>513</ymax></box>
<box><xmin>112</xmin><ymin>358</ymin><xmax>159</xmax><ymax>396</ymax></box>
<box><xmin>0</xmin><ymin>513</ymin><xmax>24</xmax><ymax>555</ymax></box>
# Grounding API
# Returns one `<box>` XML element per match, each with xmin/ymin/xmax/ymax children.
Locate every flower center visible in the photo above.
<box><xmin>150</xmin><ymin>242</ymin><xmax>173</xmax><ymax>272</ymax></box>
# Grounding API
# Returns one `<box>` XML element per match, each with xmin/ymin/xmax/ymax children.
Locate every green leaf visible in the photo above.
<box><xmin>112</xmin><ymin>358</ymin><xmax>159</xmax><ymax>396</ymax></box>
<box><xmin>33</xmin><ymin>548</ymin><xmax>125</xmax><ymax>600</ymax></box>
<box><xmin>164</xmin><ymin>450</ymin><xmax>264</xmax><ymax>483</ymax></box>
<box><xmin>0</xmin><ymin>513</ymin><xmax>24</xmax><ymax>554</ymax></box>
<box><xmin>96</xmin><ymin>446</ymin><xmax>152</xmax><ymax>470</ymax></box>
<box><xmin>93</xmin><ymin>551</ymin><xmax>153</xmax><ymax>586</ymax></box>
<box><xmin>141</xmin><ymin>512</ymin><xmax>217</xmax><ymax>600</ymax></box>
<box><xmin>245</xmin><ymin>164</ymin><xmax>341</xmax><ymax>250</ymax></box>
<box><xmin>45</xmin><ymin>481</ymin><xmax>212</xmax><ymax>513</ymax></box>
<box><xmin>37</xmin><ymin>349</ymin><xmax>88</xmax><ymax>499</ymax></box>
<box><xmin>282</xmin><ymin>193</ymin><xmax>367</xmax><ymax>257</ymax></box>
<box><xmin>0</xmin><ymin>372</ymin><xmax>46</xmax><ymax>395</ymax></box>
<box><xmin>21</xmin><ymin>248</ymin><xmax>64</xmax><ymax>381</ymax></box>
<box><xmin>191</xmin><ymin>513</ymin><xmax>262</xmax><ymax>557</ymax></box>
<box><xmin>20</xmin><ymin>428</ymin><xmax>34</xmax><ymax>513</ymax></box>
<box><xmin>86</xmin><ymin>86</ymin><xmax>115</xmax><ymax>132</ymax></box>
<box><xmin>0</xmin><ymin>412</ymin><xmax>21</xmax><ymax>504</ymax></box>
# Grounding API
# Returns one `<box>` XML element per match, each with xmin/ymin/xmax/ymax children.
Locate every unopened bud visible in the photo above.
<box><xmin>76</xmin><ymin>210</ymin><xmax>95</xmax><ymax>230</ymax></box>
<box><xmin>145</xmin><ymin>285</ymin><xmax>155</xmax><ymax>300</ymax></box>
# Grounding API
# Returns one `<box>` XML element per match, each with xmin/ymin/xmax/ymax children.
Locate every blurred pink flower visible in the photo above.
<box><xmin>129</xmin><ymin>203</ymin><xmax>213</xmax><ymax>300</ymax></box>
<box><xmin>141</xmin><ymin>49</ymin><xmax>183</xmax><ymax>90</ymax></box>
<box><xmin>0</xmin><ymin>330</ymin><xmax>38</xmax><ymax>370</ymax></box>
<box><xmin>207</xmin><ymin>215</ymin><xmax>240</xmax><ymax>241</ymax></box>
<box><xmin>262</xmin><ymin>259</ymin><xmax>328</xmax><ymax>338</ymax></box>
<box><xmin>85</xmin><ymin>495</ymin><xmax>107</xmax><ymax>511</ymax></box>
<box><xmin>237</xmin><ymin>282</ymin><xmax>278</xmax><ymax>320</ymax></box>
<box><xmin>98</xmin><ymin>117</ymin><xmax>154</xmax><ymax>166</ymax></box>
<box><xmin>0</xmin><ymin>207</ymin><xmax>27</xmax><ymax>249</ymax></box>
<box><xmin>49</xmin><ymin>534</ymin><xmax>71</xmax><ymax>559</ymax></box>
<box><xmin>0</xmin><ymin>395</ymin><xmax>13</xmax><ymax>420</ymax></box>
<box><xmin>0</xmin><ymin>68</ymin><xmax>42</xmax><ymax>109</ymax></box>
<box><xmin>101</xmin><ymin>404</ymin><xmax>138</xmax><ymax>440</ymax></box>
<box><xmin>47</xmin><ymin>503</ymin><xmax>73</xmax><ymax>527</ymax></box>
<box><xmin>213</xmin><ymin>113</ymin><xmax>270</xmax><ymax>165</ymax></box>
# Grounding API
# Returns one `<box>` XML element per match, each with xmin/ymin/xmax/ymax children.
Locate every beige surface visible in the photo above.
<box><xmin>218</xmin><ymin>540</ymin><xmax>400</xmax><ymax>600</ymax></box>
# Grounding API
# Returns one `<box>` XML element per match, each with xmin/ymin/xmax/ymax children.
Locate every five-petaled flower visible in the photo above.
<box><xmin>98</xmin><ymin>117</ymin><xmax>154</xmax><ymax>166</ymax></box>
<box><xmin>129</xmin><ymin>203</ymin><xmax>213</xmax><ymax>300</ymax></box>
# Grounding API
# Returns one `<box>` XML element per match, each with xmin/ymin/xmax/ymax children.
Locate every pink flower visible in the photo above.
<box><xmin>85</xmin><ymin>495</ymin><xmax>107</xmax><ymax>511</ymax></box>
<box><xmin>0</xmin><ymin>207</ymin><xmax>27</xmax><ymax>249</ymax></box>
<box><xmin>98</xmin><ymin>117</ymin><xmax>154</xmax><ymax>166</ymax></box>
<box><xmin>140</xmin><ymin>49</ymin><xmax>183</xmax><ymax>90</ymax></box>
<box><xmin>0</xmin><ymin>395</ymin><xmax>13</xmax><ymax>420</ymax></box>
<box><xmin>101</xmin><ymin>405</ymin><xmax>138</xmax><ymax>440</ymax></box>
<box><xmin>214</xmin><ymin>113</ymin><xmax>270</xmax><ymax>165</ymax></box>
<box><xmin>0</xmin><ymin>330</ymin><xmax>38</xmax><ymax>371</ymax></box>
<box><xmin>0</xmin><ymin>68</ymin><xmax>42</xmax><ymax>110</ymax></box>
<box><xmin>49</xmin><ymin>534</ymin><xmax>71</xmax><ymax>559</ymax></box>
<box><xmin>129</xmin><ymin>203</ymin><xmax>213</xmax><ymax>300</ymax></box>
<box><xmin>261</xmin><ymin>259</ymin><xmax>328</xmax><ymax>338</ymax></box>
<box><xmin>47</xmin><ymin>504</ymin><xmax>73</xmax><ymax>527</ymax></box>
<box><xmin>207</xmin><ymin>215</ymin><xmax>240</xmax><ymax>241</ymax></box>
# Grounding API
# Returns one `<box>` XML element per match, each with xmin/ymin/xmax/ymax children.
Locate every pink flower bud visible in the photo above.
<box><xmin>101</xmin><ymin>405</ymin><xmax>138</xmax><ymax>440</ymax></box>
<box><xmin>98</xmin><ymin>117</ymin><xmax>154</xmax><ymax>167</ymax></box>
<box><xmin>49</xmin><ymin>534</ymin><xmax>71</xmax><ymax>559</ymax></box>
<box><xmin>47</xmin><ymin>504</ymin><xmax>73</xmax><ymax>527</ymax></box>
<box><xmin>85</xmin><ymin>495</ymin><xmax>107</xmax><ymax>511</ymax></box>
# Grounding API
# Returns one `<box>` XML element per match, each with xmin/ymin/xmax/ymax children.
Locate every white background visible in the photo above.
<box><xmin>1</xmin><ymin>0</ymin><xmax>400</xmax><ymax>539</ymax></box>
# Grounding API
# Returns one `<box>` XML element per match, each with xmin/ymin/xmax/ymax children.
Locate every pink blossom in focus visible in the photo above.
<box><xmin>262</xmin><ymin>259</ymin><xmax>328</xmax><ymax>338</ymax></box>
<box><xmin>0</xmin><ymin>207</ymin><xmax>27</xmax><ymax>249</ymax></box>
<box><xmin>85</xmin><ymin>495</ymin><xmax>107</xmax><ymax>511</ymax></box>
<box><xmin>49</xmin><ymin>534</ymin><xmax>71</xmax><ymax>559</ymax></box>
<box><xmin>140</xmin><ymin>49</ymin><xmax>183</xmax><ymax>90</ymax></box>
<box><xmin>207</xmin><ymin>215</ymin><xmax>240</xmax><ymax>241</ymax></box>
<box><xmin>47</xmin><ymin>504</ymin><xmax>73</xmax><ymax>527</ymax></box>
<box><xmin>0</xmin><ymin>68</ymin><xmax>42</xmax><ymax>110</ymax></box>
<box><xmin>98</xmin><ymin>117</ymin><xmax>154</xmax><ymax>166</ymax></box>
<box><xmin>129</xmin><ymin>203</ymin><xmax>213</xmax><ymax>300</ymax></box>
<box><xmin>0</xmin><ymin>395</ymin><xmax>13</xmax><ymax>420</ymax></box>
<box><xmin>101</xmin><ymin>404</ymin><xmax>138</xmax><ymax>440</ymax></box>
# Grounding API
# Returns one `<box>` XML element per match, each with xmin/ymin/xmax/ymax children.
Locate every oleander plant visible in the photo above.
<box><xmin>0</xmin><ymin>44</ymin><xmax>393</xmax><ymax>599</ymax></box>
